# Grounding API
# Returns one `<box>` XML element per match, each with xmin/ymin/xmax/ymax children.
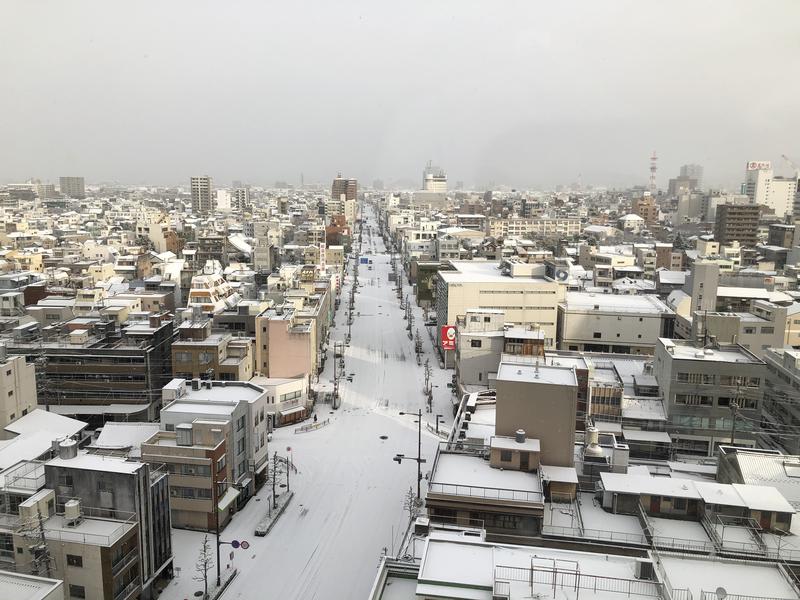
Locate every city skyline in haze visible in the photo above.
<box><xmin>2</xmin><ymin>0</ymin><xmax>799</xmax><ymax>190</ymax></box>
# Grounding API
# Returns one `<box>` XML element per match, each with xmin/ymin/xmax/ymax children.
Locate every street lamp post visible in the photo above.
<box><xmin>211</xmin><ymin>467</ymin><xmax>228</xmax><ymax>587</ymax></box>
<box><xmin>395</xmin><ymin>409</ymin><xmax>426</xmax><ymax>499</ymax></box>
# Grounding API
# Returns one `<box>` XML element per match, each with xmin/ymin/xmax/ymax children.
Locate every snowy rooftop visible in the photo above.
<box><xmin>563</xmin><ymin>292</ymin><xmax>671</xmax><ymax>314</ymax></box>
<box><xmin>438</xmin><ymin>261</ymin><xmax>549</xmax><ymax>284</ymax></box>
<box><xmin>162</xmin><ymin>400</ymin><xmax>237</xmax><ymax>418</ymax></box>
<box><xmin>496</xmin><ymin>362</ymin><xmax>577</xmax><ymax>387</ymax></box>
<box><xmin>431</xmin><ymin>453</ymin><xmax>542</xmax><ymax>495</ymax></box>
<box><xmin>600</xmin><ymin>471</ymin><xmax>795</xmax><ymax>513</ymax></box>
<box><xmin>659</xmin><ymin>338</ymin><xmax>763</xmax><ymax>364</ymax></box>
<box><xmin>3</xmin><ymin>409</ymin><xmax>86</xmax><ymax>438</ymax></box>
<box><xmin>416</xmin><ymin>535</ymin><xmax>650</xmax><ymax>600</ymax></box>
<box><xmin>176</xmin><ymin>380</ymin><xmax>265</xmax><ymax>403</ymax></box>
<box><xmin>47</xmin><ymin>451</ymin><xmax>144</xmax><ymax>474</ymax></box>
<box><xmin>44</xmin><ymin>512</ymin><xmax>135</xmax><ymax>547</ymax></box>
<box><xmin>92</xmin><ymin>422</ymin><xmax>160</xmax><ymax>458</ymax></box>
<box><xmin>0</xmin><ymin>431</ymin><xmax>63</xmax><ymax>471</ymax></box>
<box><xmin>0</xmin><ymin>571</ymin><xmax>63</xmax><ymax>600</ymax></box>
<box><xmin>621</xmin><ymin>397</ymin><xmax>667</xmax><ymax>421</ymax></box>
<box><xmin>490</xmin><ymin>435</ymin><xmax>540</xmax><ymax>453</ymax></box>
<box><xmin>658</xmin><ymin>553</ymin><xmax>799</xmax><ymax>599</ymax></box>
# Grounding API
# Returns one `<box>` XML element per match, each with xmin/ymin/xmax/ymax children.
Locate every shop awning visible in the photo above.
<box><xmin>279</xmin><ymin>406</ymin><xmax>306</xmax><ymax>417</ymax></box>
<box><xmin>218</xmin><ymin>487</ymin><xmax>240</xmax><ymax>511</ymax></box>
<box><xmin>238</xmin><ymin>477</ymin><xmax>252</xmax><ymax>490</ymax></box>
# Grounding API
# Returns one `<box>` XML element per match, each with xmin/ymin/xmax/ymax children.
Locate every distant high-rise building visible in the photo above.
<box><xmin>331</xmin><ymin>173</ymin><xmax>357</xmax><ymax>201</ymax></box>
<box><xmin>679</xmin><ymin>164</ymin><xmax>704</xmax><ymax>189</ymax></box>
<box><xmin>632</xmin><ymin>195</ymin><xmax>659</xmax><ymax>226</ymax></box>
<box><xmin>714</xmin><ymin>203</ymin><xmax>760</xmax><ymax>246</ymax></box>
<box><xmin>232</xmin><ymin>187</ymin><xmax>250</xmax><ymax>211</ymax></box>
<box><xmin>34</xmin><ymin>182</ymin><xmax>57</xmax><ymax>199</ymax></box>
<box><xmin>190</xmin><ymin>175</ymin><xmax>214</xmax><ymax>214</ymax></box>
<box><xmin>422</xmin><ymin>161</ymin><xmax>447</xmax><ymax>192</ymax></box>
<box><xmin>744</xmin><ymin>160</ymin><xmax>797</xmax><ymax>218</ymax></box>
<box><xmin>59</xmin><ymin>176</ymin><xmax>85</xmax><ymax>199</ymax></box>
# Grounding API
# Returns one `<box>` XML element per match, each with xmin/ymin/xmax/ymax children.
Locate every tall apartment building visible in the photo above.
<box><xmin>231</xmin><ymin>187</ymin><xmax>250</xmax><ymax>211</ymax></box>
<box><xmin>254</xmin><ymin>305</ymin><xmax>317</xmax><ymax>380</ymax></box>
<box><xmin>44</xmin><ymin>447</ymin><xmax>172</xmax><ymax>599</ymax></box>
<box><xmin>744</xmin><ymin>161</ymin><xmax>797</xmax><ymax>217</ymax></box>
<box><xmin>654</xmin><ymin>338</ymin><xmax>765</xmax><ymax>456</ymax></box>
<box><xmin>171</xmin><ymin>319</ymin><xmax>253</xmax><ymax>382</ymax></box>
<box><xmin>141</xmin><ymin>420</ymin><xmax>234</xmax><ymax>531</ymax></box>
<box><xmin>714</xmin><ymin>203</ymin><xmax>760</xmax><ymax>246</ymax></box>
<box><xmin>631</xmin><ymin>196</ymin><xmax>658</xmax><ymax>226</ymax></box>
<box><xmin>160</xmin><ymin>379</ymin><xmax>270</xmax><ymax>498</ymax></box>
<box><xmin>680</xmin><ymin>163</ymin><xmax>704</xmax><ymax>188</ymax></box>
<box><xmin>190</xmin><ymin>176</ymin><xmax>214</xmax><ymax>214</ymax></box>
<box><xmin>58</xmin><ymin>176</ymin><xmax>85</xmax><ymax>199</ymax></box>
<box><xmin>4</xmin><ymin>316</ymin><xmax>176</xmax><ymax>424</ymax></box>
<box><xmin>486</xmin><ymin>217</ymin><xmax>581</xmax><ymax>239</ymax></box>
<box><xmin>8</xmin><ymin>485</ymin><xmax>140</xmax><ymax>600</ymax></box>
<box><xmin>422</xmin><ymin>161</ymin><xmax>447</xmax><ymax>192</ymax></box>
<box><xmin>0</xmin><ymin>351</ymin><xmax>36</xmax><ymax>434</ymax></box>
<box><xmin>331</xmin><ymin>174</ymin><xmax>357</xmax><ymax>201</ymax></box>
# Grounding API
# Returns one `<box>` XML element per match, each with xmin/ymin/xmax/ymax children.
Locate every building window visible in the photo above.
<box><xmin>174</xmin><ymin>352</ymin><xmax>192</xmax><ymax>363</ymax></box>
<box><xmin>743</xmin><ymin>327</ymin><xmax>756</xmax><ymax>334</ymax></box>
<box><xmin>761</xmin><ymin>327</ymin><xmax>775</xmax><ymax>334</ymax></box>
<box><xmin>470</xmin><ymin>339</ymin><xmax>482</xmax><ymax>348</ymax></box>
<box><xmin>69</xmin><ymin>585</ymin><xmax>86</xmax><ymax>599</ymax></box>
<box><xmin>500</xmin><ymin>450</ymin><xmax>512</xmax><ymax>462</ymax></box>
<box><xmin>593</xmin><ymin>332</ymin><xmax>602</xmax><ymax>339</ymax></box>
<box><xmin>217</xmin><ymin>456</ymin><xmax>226</xmax><ymax>472</ymax></box>
<box><xmin>66</xmin><ymin>554</ymin><xmax>83</xmax><ymax>567</ymax></box>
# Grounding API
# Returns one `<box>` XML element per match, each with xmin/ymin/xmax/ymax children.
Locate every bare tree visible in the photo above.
<box><xmin>403</xmin><ymin>486</ymin><xmax>420</xmax><ymax>523</ymax></box>
<box><xmin>193</xmin><ymin>534</ymin><xmax>214</xmax><ymax>600</ymax></box>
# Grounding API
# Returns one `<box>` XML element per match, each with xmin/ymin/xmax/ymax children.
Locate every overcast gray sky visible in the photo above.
<box><xmin>2</xmin><ymin>0</ymin><xmax>799</xmax><ymax>190</ymax></box>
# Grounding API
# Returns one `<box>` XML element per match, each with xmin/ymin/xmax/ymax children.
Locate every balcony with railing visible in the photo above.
<box><xmin>113</xmin><ymin>579</ymin><xmax>140</xmax><ymax>600</ymax></box>
<box><xmin>111</xmin><ymin>547</ymin><xmax>139</xmax><ymax>577</ymax></box>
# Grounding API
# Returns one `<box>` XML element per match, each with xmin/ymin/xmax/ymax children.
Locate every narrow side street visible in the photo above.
<box><xmin>162</xmin><ymin>204</ymin><xmax>454</xmax><ymax>600</ymax></box>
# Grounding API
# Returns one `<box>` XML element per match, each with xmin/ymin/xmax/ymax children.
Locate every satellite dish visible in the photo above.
<box><xmin>716</xmin><ymin>587</ymin><xmax>728</xmax><ymax>600</ymax></box>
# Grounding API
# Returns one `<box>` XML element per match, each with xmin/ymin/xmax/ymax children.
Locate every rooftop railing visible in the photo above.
<box><xmin>428</xmin><ymin>482</ymin><xmax>543</xmax><ymax>504</ymax></box>
<box><xmin>494</xmin><ymin>564</ymin><xmax>663</xmax><ymax>598</ymax></box>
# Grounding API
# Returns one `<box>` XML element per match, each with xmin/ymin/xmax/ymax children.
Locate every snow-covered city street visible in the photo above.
<box><xmin>161</xmin><ymin>205</ymin><xmax>454</xmax><ymax>600</ymax></box>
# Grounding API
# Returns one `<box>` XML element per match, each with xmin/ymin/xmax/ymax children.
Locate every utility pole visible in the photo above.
<box><xmin>395</xmin><ymin>409</ymin><xmax>426</xmax><ymax>500</ymax></box>
<box><xmin>730</xmin><ymin>384</ymin><xmax>741</xmax><ymax>445</ymax></box>
<box><xmin>272</xmin><ymin>452</ymin><xmax>278</xmax><ymax>509</ymax></box>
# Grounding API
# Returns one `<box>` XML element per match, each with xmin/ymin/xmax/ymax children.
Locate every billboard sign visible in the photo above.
<box><xmin>441</xmin><ymin>325</ymin><xmax>456</xmax><ymax>351</ymax></box>
<box><xmin>747</xmin><ymin>161</ymin><xmax>771</xmax><ymax>171</ymax></box>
